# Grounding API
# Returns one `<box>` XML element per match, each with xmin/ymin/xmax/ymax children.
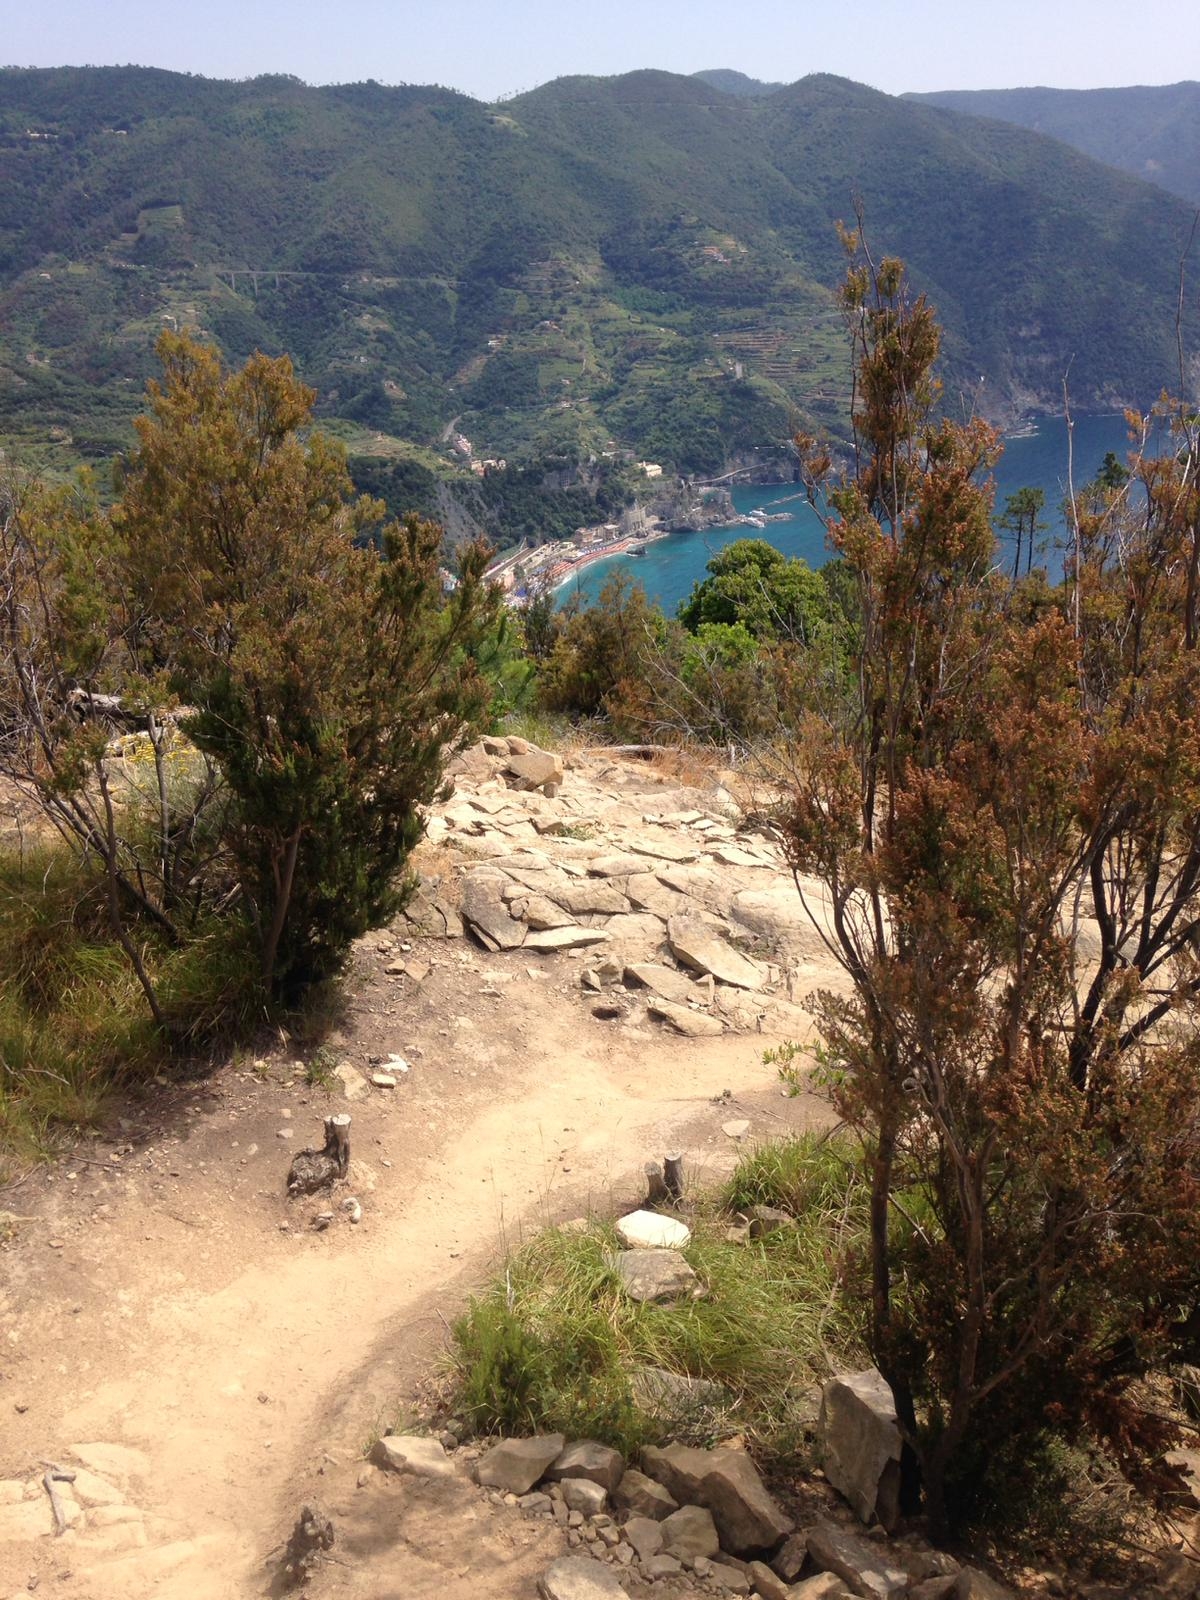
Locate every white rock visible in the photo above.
<box><xmin>371</xmin><ymin>1073</ymin><xmax>397</xmax><ymax>1088</ymax></box>
<box><xmin>371</xmin><ymin>1435</ymin><xmax>455</xmax><ymax>1479</ymax></box>
<box><xmin>722</xmin><ymin>1120</ymin><xmax>751</xmax><ymax>1140</ymax></box>
<box><xmin>615</xmin><ymin>1209</ymin><xmax>692</xmax><ymax>1250</ymax></box>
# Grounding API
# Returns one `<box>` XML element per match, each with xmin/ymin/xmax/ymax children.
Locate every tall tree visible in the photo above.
<box><xmin>786</xmin><ymin>238</ymin><xmax>1200</xmax><ymax>1535</ymax></box>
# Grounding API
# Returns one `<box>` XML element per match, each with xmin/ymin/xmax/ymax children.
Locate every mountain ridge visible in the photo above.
<box><xmin>1</xmin><ymin>64</ymin><xmax>1195</xmax><ymax>491</ymax></box>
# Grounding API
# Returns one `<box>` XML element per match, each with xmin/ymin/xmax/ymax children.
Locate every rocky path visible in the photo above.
<box><xmin>0</xmin><ymin>742</ymin><xmax>835</xmax><ymax>1599</ymax></box>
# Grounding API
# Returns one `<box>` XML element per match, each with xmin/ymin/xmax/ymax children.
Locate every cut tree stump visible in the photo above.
<box><xmin>664</xmin><ymin>1153</ymin><xmax>684</xmax><ymax>1201</ymax></box>
<box><xmin>286</xmin><ymin>1115</ymin><xmax>351</xmax><ymax>1196</ymax></box>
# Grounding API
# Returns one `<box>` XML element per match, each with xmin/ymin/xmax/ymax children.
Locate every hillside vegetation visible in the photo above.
<box><xmin>909</xmin><ymin>81</ymin><xmax>1200</xmax><ymax>207</ymax></box>
<box><xmin>0</xmin><ymin>65</ymin><xmax>1196</xmax><ymax>489</ymax></box>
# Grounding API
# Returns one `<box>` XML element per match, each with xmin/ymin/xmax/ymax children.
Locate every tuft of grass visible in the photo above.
<box><xmin>450</xmin><ymin>1132</ymin><xmax>869</xmax><ymax>1460</ymax></box>
<box><xmin>0</xmin><ymin>841</ymin><xmax>261</xmax><ymax>1178</ymax></box>
<box><xmin>304</xmin><ymin>1044</ymin><xmax>340</xmax><ymax>1090</ymax></box>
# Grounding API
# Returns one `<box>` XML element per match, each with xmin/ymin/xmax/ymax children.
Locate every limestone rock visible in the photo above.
<box><xmin>820</xmin><ymin>1368</ymin><xmax>903</xmax><ymax>1530</ymax></box>
<box><xmin>770</xmin><ymin>1532</ymin><xmax>811</xmax><ymax>1584</ymax></box>
<box><xmin>643</xmin><ymin>1553</ymin><xmax>685</xmax><ymax>1580</ymax></box>
<box><xmin>660</xmin><ymin>1503</ymin><xmax>720</xmax><ymax>1561</ymax></box>
<box><xmin>615</xmin><ymin>1249</ymin><xmax>700</xmax><ymax>1304</ymax></box>
<box><xmin>709</xmin><ymin>1563</ymin><xmax>752</xmax><ymax>1594</ymax></box>
<box><xmin>587</xmin><ymin>853</ymin><xmax>647</xmax><ymax>878</ymax></box>
<box><xmin>613</xmin><ymin>1467</ymin><xmax>678</xmax><ymax>1520</ymax></box>
<box><xmin>623</xmin><ymin>1515</ymin><xmax>664</xmax><ymax>1561</ymax></box>
<box><xmin>505</xmin><ymin>749</ymin><xmax>563</xmax><ymax>791</ymax></box>
<box><xmin>476</xmin><ymin>1433</ymin><xmax>565</xmax><ymax>1494</ymax></box>
<box><xmin>640</xmin><ymin>1443</ymin><xmax>793</xmax><ymax>1555</ymax></box>
<box><xmin>748</xmin><ymin>1206</ymin><xmax>794</xmax><ymax>1239</ymax></box>
<box><xmin>722</xmin><ymin>1119</ymin><xmax>751</xmax><ymax>1140</ymax></box>
<box><xmin>806</xmin><ymin>1520</ymin><xmax>908</xmax><ymax>1600</ymax></box>
<box><xmin>747</xmin><ymin>1559</ymin><xmax>791</xmax><ymax>1600</ymax></box>
<box><xmin>525</xmin><ymin>926</ymin><xmax>611</xmax><ymax>952</ymax></box>
<box><xmin>623</xmin><ymin>962</ymin><xmax>697</xmax><ymax>1003</ymax></box>
<box><xmin>616</xmin><ymin>1209</ymin><xmax>691</xmax><ymax>1250</ymax></box>
<box><xmin>69</xmin><ymin>1442</ymin><xmax>149</xmax><ymax>1482</ymax></box>
<box><xmin>647</xmin><ymin>998</ymin><xmax>725</xmax><ymax>1037</ymax></box>
<box><xmin>628</xmin><ymin>835</ymin><xmax>699</xmax><ymax>864</ymax></box>
<box><xmin>371</xmin><ymin>1435</ymin><xmax>455</xmax><ymax>1480</ymax></box>
<box><xmin>561</xmin><ymin>1478</ymin><xmax>608</xmax><ymax>1516</ymax></box>
<box><xmin>546</xmin><ymin>1440</ymin><xmax>625</xmax><ymax>1493</ymax></box>
<box><xmin>911</xmin><ymin>1580</ymin><xmax>959</xmax><ymax>1600</ymax></box>
<box><xmin>539</xmin><ymin>1555</ymin><xmax>626</xmax><ymax>1599</ymax></box>
<box><xmin>553</xmin><ymin>880</ymin><xmax>631</xmax><ymax>917</ymax></box>
<box><xmin>333</xmin><ymin>1062</ymin><xmax>369</xmax><ymax>1101</ymax></box>
<box><xmin>517</xmin><ymin>894</ymin><xmax>578</xmax><ymax>931</ymax></box>
<box><xmin>461</xmin><ymin>877</ymin><xmax>527</xmax><ymax>950</ymax></box>
<box><xmin>790</xmin><ymin>1577</ymin><xmax>855</xmax><ymax>1600</ymax></box>
<box><xmin>623</xmin><ymin>875</ymin><xmax>690</xmax><ymax>919</ymax></box>
<box><xmin>668</xmin><ymin>915</ymin><xmax>765</xmax><ymax>990</ymax></box>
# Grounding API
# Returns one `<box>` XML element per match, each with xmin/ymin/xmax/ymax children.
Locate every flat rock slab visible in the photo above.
<box><xmin>628</xmin><ymin>835</ymin><xmax>700</xmax><ymax>863</ymax></box>
<box><xmin>461</xmin><ymin>877</ymin><xmax>528</xmax><ymax>950</ymax></box>
<box><xmin>587</xmin><ymin>853</ymin><xmax>647</xmax><ymax>877</ymax></box>
<box><xmin>668</xmin><ymin>915</ymin><xmax>765</xmax><ymax>990</ymax></box>
<box><xmin>515</xmin><ymin>894</ymin><xmax>579</xmax><ymax>931</ymax></box>
<box><xmin>641</xmin><ymin>1443</ymin><xmax>793</xmax><ymax>1556</ymax></box>
<box><xmin>789</xmin><ymin>1576</ymin><xmax>856</xmax><ymax>1600</ymax></box>
<box><xmin>954</xmin><ymin>1569</ymin><xmax>1017</xmax><ymax>1600</ymax></box>
<box><xmin>505</xmin><ymin>749</ymin><xmax>563</xmax><ymax>790</ymax></box>
<box><xmin>371</xmin><ymin>1435</ymin><xmax>455</xmax><ymax>1479</ymax></box>
<box><xmin>525</xmin><ymin>926</ymin><xmax>610</xmax><ymax>952</ymax></box>
<box><xmin>806</xmin><ymin>1520</ymin><xmax>908</xmax><ymax>1599</ymax></box>
<box><xmin>539</xmin><ymin>1556</ymin><xmax>627</xmax><ymax>1599</ymax></box>
<box><xmin>631</xmin><ymin>1366</ymin><xmax>724</xmax><ymax>1421</ymax></box>
<box><xmin>820</xmin><ymin>1368</ymin><xmax>903</xmax><ymax>1531</ymax></box>
<box><xmin>476</xmin><ymin>1433</ymin><xmax>565</xmax><ymax>1494</ymax></box>
<box><xmin>552</xmin><ymin>881</ymin><xmax>631</xmax><ymax>917</ymax></box>
<box><xmin>624</xmin><ymin>962</ymin><xmax>698</xmax><ymax>1004</ymax></box>
<box><xmin>624</xmin><ymin>1515</ymin><xmax>665</xmax><ymax>1561</ymax></box>
<box><xmin>615</xmin><ymin>1209</ymin><xmax>692</xmax><ymax>1250</ymax></box>
<box><xmin>648</xmin><ymin>997</ymin><xmax>724</xmax><ymax>1037</ymax></box>
<box><xmin>546</xmin><ymin>1440</ymin><xmax>626</xmax><ymax>1493</ymax></box>
<box><xmin>615</xmin><ymin>1248</ymin><xmax>700</xmax><ymax>1303</ymax></box>
<box><xmin>561</xmin><ymin>1478</ymin><xmax>608</xmax><ymax>1515</ymax></box>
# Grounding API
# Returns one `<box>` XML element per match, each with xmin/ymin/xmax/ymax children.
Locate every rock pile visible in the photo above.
<box><xmin>367</xmin><ymin>1422</ymin><xmax>1009</xmax><ymax>1600</ymax></box>
<box><xmin>412</xmin><ymin>735</ymin><xmax>843</xmax><ymax>1038</ymax></box>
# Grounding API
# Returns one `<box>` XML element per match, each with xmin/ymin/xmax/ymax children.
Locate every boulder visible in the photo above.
<box><xmin>587</xmin><ymin>852</ymin><xmax>648</xmax><ymax>877</ymax></box>
<box><xmin>370</xmin><ymin>1435</ymin><xmax>455</xmax><ymax>1480</ymax></box>
<box><xmin>911</xmin><ymin>1581</ymin><xmax>959</xmax><ymax>1600</ymax></box>
<box><xmin>820</xmin><ymin>1368</ymin><xmax>903</xmax><ymax>1530</ymax></box>
<box><xmin>476</xmin><ymin>1433</ymin><xmax>565</xmax><ymax>1495</ymax></box>
<box><xmin>770</xmin><ymin>1532</ymin><xmax>811</xmax><ymax>1583</ymax></box>
<box><xmin>668</xmin><ymin>915</ymin><xmax>765</xmax><ymax>990</ymax></box>
<box><xmin>748</xmin><ymin>1206</ymin><xmax>794</xmax><ymax>1239</ymax></box>
<box><xmin>640</xmin><ymin>1444</ymin><xmax>793</xmax><ymax>1556</ymax></box>
<box><xmin>615</xmin><ymin>1249</ymin><xmax>700</xmax><ymax>1304</ymax></box>
<box><xmin>613</xmin><ymin>1468</ymin><xmax>678</xmax><ymax>1521</ymax></box>
<box><xmin>647</xmin><ymin>998</ymin><xmax>725</xmax><ymax>1037</ymax></box>
<box><xmin>615</xmin><ymin>1209</ymin><xmax>692</xmax><ymax>1250</ymax></box>
<box><xmin>643</xmin><ymin>1553</ymin><xmax>685</xmax><ymax>1580</ymax></box>
<box><xmin>660</xmin><ymin>1503</ymin><xmax>720</xmax><ymax>1561</ymax></box>
<box><xmin>623</xmin><ymin>876</ymin><xmax>690</xmax><ymax>919</ymax></box>
<box><xmin>546</xmin><ymin>1440</ymin><xmax>625</xmax><ymax>1493</ymax></box>
<box><xmin>561</xmin><ymin>1479</ymin><xmax>608</xmax><ymax>1516</ymax></box>
<box><xmin>806</xmin><ymin>1520</ymin><xmax>908</xmax><ymax>1600</ymax></box>
<box><xmin>747</xmin><ymin>1559</ymin><xmax>791</xmax><ymax>1600</ymax></box>
<box><xmin>539</xmin><ymin>1556</ymin><xmax>626</xmax><ymax>1599</ymax></box>
<box><xmin>461</xmin><ymin>877</ymin><xmax>527</xmax><ymax>950</ymax></box>
<box><xmin>505</xmin><ymin>749</ymin><xmax>563</xmax><ymax>791</ymax></box>
<box><xmin>623</xmin><ymin>1516</ymin><xmax>664</xmax><ymax>1561</ymax></box>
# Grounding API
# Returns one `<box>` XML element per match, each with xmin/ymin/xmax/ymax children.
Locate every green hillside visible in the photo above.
<box><xmin>692</xmin><ymin>69</ymin><xmax>787</xmax><ymax>98</ymax></box>
<box><xmin>0</xmin><ymin>65</ymin><xmax>1195</xmax><ymax>494</ymax></box>
<box><xmin>908</xmin><ymin>82</ymin><xmax>1200</xmax><ymax>207</ymax></box>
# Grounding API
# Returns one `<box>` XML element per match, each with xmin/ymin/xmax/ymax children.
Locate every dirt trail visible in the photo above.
<box><xmin>0</xmin><ymin>747</ymin><xmax>833</xmax><ymax>1599</ymax></box>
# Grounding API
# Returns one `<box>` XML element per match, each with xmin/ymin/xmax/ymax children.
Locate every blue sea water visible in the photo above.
<box><xmin>557</xmin><ymin>414</ymin><xmax>1136</xmax><ymax>615</ymax></box>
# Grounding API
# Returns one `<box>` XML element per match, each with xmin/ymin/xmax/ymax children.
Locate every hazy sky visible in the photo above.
<box><xmin>2</xmin><ymin>0</ymin><xmax>1196</xmax><ymax>100</ymax></box>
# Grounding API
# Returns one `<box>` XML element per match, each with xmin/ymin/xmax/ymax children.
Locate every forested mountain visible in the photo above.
<box><xmin>0</xmin><ymin>65</ymin><xmax>1196</xmax><ymax>485</ymax></box>
<box><xmin>691</xmin><ymin>70</ymin><xmax>786</xmax><ymax>98</ymax></box>
<box><xmin>909</xmin><ymin>82</ymin><xmax>1200</xmax><ymax>207</ymax></box>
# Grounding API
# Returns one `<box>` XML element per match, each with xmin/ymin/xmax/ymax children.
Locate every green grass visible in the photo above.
<box><xmin>449</xmin><ymin>1131</ymin><xmax>868</xmax><ymax>1459</ymax></box>
<box><xmin>0</xmin><ymin>840</ymin><xmax>260</xmax><ymax>1178</ymax></box>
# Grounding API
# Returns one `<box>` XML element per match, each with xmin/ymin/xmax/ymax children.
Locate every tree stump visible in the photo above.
<box><xmin>286</xmin><ymin>1116</ymin><xmax>352</xmax><ymax>1196</ymax></box>
<box><xmin>664</xmin><ymin>1153</ymin><xmax>684</xmax><ymax>1201</ymax></box>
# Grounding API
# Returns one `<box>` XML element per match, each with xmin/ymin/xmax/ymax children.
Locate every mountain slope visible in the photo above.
<box><xmin>692</xmin><ymin>69</ymin><xmax>787</xmax><ymax>98</ymax></box>
<box><xmin>0</xmin><ymin>65</ymin><xmax>1195</xmax><ymax>486</ymax></box>
<box><xmin>908</xmin><ymin>83</ymin><xmax>1200</xmax><ymax>207</ymax></box>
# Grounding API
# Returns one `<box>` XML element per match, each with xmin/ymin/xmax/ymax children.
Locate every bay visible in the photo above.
<box><xmin>557</xmin><ymin>413</ymin><xmax>1136</xmax><ymax>615</ymax></box>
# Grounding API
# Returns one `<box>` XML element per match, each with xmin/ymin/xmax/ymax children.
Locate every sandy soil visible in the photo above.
<box><xmin>0</xmin><ymin>758</ymin><xmax>834</xmax><ymax>1600</ymax></box>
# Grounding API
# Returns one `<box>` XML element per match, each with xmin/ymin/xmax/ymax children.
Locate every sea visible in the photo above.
<box><xmin>556</xmin><ymin>414</ymin><xmax>1136</xmax><ymax>615</ymax></box>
